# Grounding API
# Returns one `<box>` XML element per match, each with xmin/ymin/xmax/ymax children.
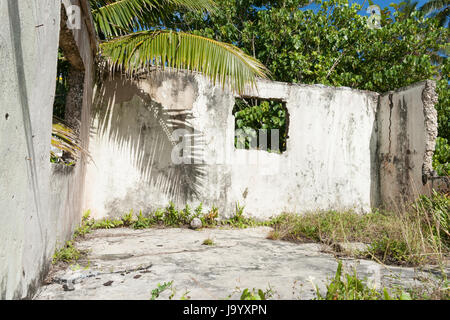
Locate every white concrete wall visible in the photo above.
<box><xmin>230</xmin><ymin>82</ymin><xmax>379</xmax><ymax>219</ymax></box>
<box><xmin>0</xmin><ymin>0</ymin><xmax>95</xmax><ymax>299</ymax></box>
<box><xmin>85</xmin><ymin>72</ymin><xmax>380</xmax><ymax>219</ymax></box>
<box><xmin>0</xmin><ymin>0</ymin><xmax>61</xmax><ymax>299</ymax></box>
<box><xmin>378</xmin><ymin>80</ymin><xmax>438</xmax><ymax>210</ymax></box>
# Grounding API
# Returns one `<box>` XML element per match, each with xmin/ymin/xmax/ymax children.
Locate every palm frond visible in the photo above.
<box><xmin>420</xmin><ymin>0</ymin><xmax>449</xmax><ymax>13</ymax></box>
<box><xmin>100</xmin><ymin>30</ymin><xmax>269</xmax><ymax>94</ymax></box>
<box><xmin>51</xmin><ymin>118</ymin><xmax>90</xmax><ymax>161</ymax></box>
<box><xmin>90</xmin><ymin>0</ymin><xmax>216</xmax><ymax>38</ymax></box>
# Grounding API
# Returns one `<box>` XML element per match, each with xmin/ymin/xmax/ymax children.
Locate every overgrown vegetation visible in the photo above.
<box><xmin>150</xmin><ymin>281</ymin><xmax>175</xmax><ymax>300</ymax></box>
<box><xmin>168</xmin><ymin>0</ymin><xmax>449</xmax><ymax>174</ymax></box>
<box><xmin>71</xmin><ymin>202</ymin><xmax>261</xmax><ymax>241</ymax></box>
<box><xmin>267</xmin><ymin>191</ymin><xmax>449</xmax><ymax>267</ymax></box>
<box><xmin>52</xmin><ymin>241</ymin><xmax>82</xmax><ymax>264</ymax></box>
<box><xmin>155</xmin><ymin>261</ymin><xmax>448</xmax><ymax>300</ymax></box>
<box><xmin>202</xmin><ymin>238</ymin><xmax>215</xmax><ymax>245</ymax></box>
<box><xmin>313</xmin><ymin>260</ymin><xmax>449</xmax><ymax>300</ymax></box>
<box><xmin>233</xmin><ymin>98</ymin><xmax>287</xmax><ymax>153</ymax></box>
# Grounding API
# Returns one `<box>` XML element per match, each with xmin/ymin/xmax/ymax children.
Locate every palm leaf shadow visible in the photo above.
<box><xmin>90</xmin><ymin>72</ymin><xmax>207</xmax><ymax>210</ymax></box>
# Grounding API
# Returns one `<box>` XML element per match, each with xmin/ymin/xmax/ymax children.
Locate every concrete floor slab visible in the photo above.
<box><xmin>34</xmin><ymin>227</ymin><xmax>433</xmax><ymax>300</ymax></box>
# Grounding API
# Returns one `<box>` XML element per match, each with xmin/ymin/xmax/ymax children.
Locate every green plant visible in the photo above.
<box><xmin>315</xmin><ymin>260</ymin><xmax>381</xmax><ymax>300</ymax></box>
<box><xmin>268</xmin><ymin>197</ymin><xmax>450</xmax><ymax>267</ymax></box>
<box><xmin>366</xmin><ymin>237</ymin><xmax>413</xmax><ymax>265</ymax></box>
<box><xmin>433</xmin><ymin>137</ymin><xmax>450</xmax><ymax>176</ymax></box>
<box><xmin>172</xmin><ymin>0</ymin><xmax>448</xmax><ymax>164</ymax></box>
<box><xmin>180</xmin><ymin>204</ymin><xmax>193</xmax><ymax>225</ymax></box>
<box><xmin>91</xmin><ymin>0</ymin><xmax>268</xmax><ymax>94</ymax></box>
<box><xmin>234</xmin><ymin>98</ymin><xmax>287</xmax><ymax>153</ymax></box>
<box><xmin>150</xmin><ymin>281</ymin><xmax>174</xmax><ymax>300</ymax></box>
<box><xmin>180</xmin><ymin>290</ymin><xmax>191</xmax><ymax>300</ymax></box>
<box><xmin>415</xmin><ymin>190</ymin><xmax>450</xmax><ymax>246</ymax></box>
<box><xmin>51</xmin><ymin>119</ymin><xmax>90</xmax><ymax>164</ymax></box>
<box><xmin>201</xmin><ymin>205</ymin><xmax>219</xmax><ymax>226</ymax></box>
<box><xmin>164</xmin><ymin>202</ymin><xmax>180</xmax><ymax>226</ymax></box>
<box><xmin>52</xmin><ymin>241</ymin><xmax>82</xmax><ymax>264</ymax></box>
<box><xmin>240</xmin><ymin>288</ymin><xmax>271</xmax><ymax>300</ymax></box>
<box><xmin>132</xmin><ymin>211</ymin><xmax>152</xmax><ymax>229</ymax></box>
<box><xmin>202</xmin><ymin>238</ymin><xmax>215</xmax><ymax>245</ymax></box>
<box><xmin>194</xmin><ymin>202</ymin><xmax>204</xmax><ymax>218</ymax></box>
<box><xmin>121</xmin><ymin>210</ymin><xmax>135</xmax><ymax>227</ymax></box>
<box><xmin>92</xmin><ymin>218</ymin><xmax>124</xmax><ymax>229</ymax></box>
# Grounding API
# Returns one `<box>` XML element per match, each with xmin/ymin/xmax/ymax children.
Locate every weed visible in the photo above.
<box><xmin>52</xmin><ymin>241</ymin><xmax>82</xmax><ymax>264</ymax></box>
<box><xmin>121</xmin><ymin>210</ymin><xmax>134</xmax><ymax>227</ymax></box>
<box><xmin>92</xmin><ymin>218</ymin><xmax>123</xmax><ymax>229</ymax></box>
<box><xmin>153</xmin><ymin>208</ymin><xmax>164</xmax><ymax>224</ymax></box>
<box><xmin>240</xmin><ymin>288</ymin><xmax>273</xmax><ymax>300</ymax></box>
<box><xmin>365</xmin><ymin>236</ymin><xmax>416</xmax><ymax>265</ymax></box>
<box><xmin>219</xmin><ymin>202</ymin><xmax>258</xmax><ymax>228</ymax></box>
<box><xmin>314</xmin><ymin>260</ymin><xmax>417</xmax><ymax>300</ymax></box>
<box><xmin>202</xmin><ymin>238</ymin><xmax>215</xmax><ymax>246</ymax></box>
<box><xmin>180</xmin><ymin>204</ymin><xmax>193</xmax><ymax>225</ymax></box>
<box><xmin>201</xmin><ymin>205</ymin><xmax>219</xmax><ymax>226</ymax></box>
<box><xmin>194</xmin><ymin>202</ymin><xmax>203</xmax><ymax>218</ymax></box>
<box><xmin>315</xmin><ymin>261</ymin><xmax>381</xmax><ymax>300</ymax></box>
<box><xmin>180</xmin><ymin>290</ymin><xmax>191</xmax><ymax>300</ymax></box>
<box><xmin>164</xmin><ymin>202</ymin><xmax>180</xmax><ymax>226</ymax></box>
<box><xmin>268</xmin><ymin>192</ymin><xmax>450</xmax><ymax>267</ymax></box>
<box><xmin>132</xmin><ymin>211</ymin><xmax>152</xmax><ymax>229</ymax></box>
<box><xmin>150</xmin><ymin>281</ymin><xmax>174</xmax><ymax>300</ymax></box>
<box><xmin>404</xmin><ymin>273</ymin><xmax>449</xmax><ymax>300</ymax></box>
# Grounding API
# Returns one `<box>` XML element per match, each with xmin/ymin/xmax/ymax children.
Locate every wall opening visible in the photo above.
<box><xmin>233</xmin><ymin>97</ymin><xmax>289</xmax><ymax>153</ymax></box>
<box><xmin>50</xmin><ymin>4</ymin><xmax>86</xmax><ymax>166</ymax></box>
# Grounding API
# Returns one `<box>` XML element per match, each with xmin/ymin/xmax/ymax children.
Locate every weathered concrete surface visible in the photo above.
<box><xmin>378</xmin><ymin>81</ymin><xmax>439</xmax><ymax>210</ymax></box>
<box><xmin>0</xmin><ymin>0</ymin><xmax>95</xmax><ymax>299</ymax></box>
<box><xmin>35</xmin><ymin>227</ymin><xmax>429</xmax><ymax>300</ymax></box>
<box><xmin>85</xmin><ymin>73</ymin><xmax>380</xmax><ymax>220</ymax></box>
<box><xmin>0</xmin><ymin>0</ymin><xmax>61</xmax><ymax>300</ymax></box>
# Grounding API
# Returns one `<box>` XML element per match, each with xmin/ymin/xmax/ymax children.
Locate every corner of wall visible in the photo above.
<box><xmin>377</xmin><ymin>80</ymin><xmax>439</xmax><ymax>211</ymax></box>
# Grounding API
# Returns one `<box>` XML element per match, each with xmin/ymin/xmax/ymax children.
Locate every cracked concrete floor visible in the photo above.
<box><xmin>34</xmin><ymin>227</ymin><xmax>435</xmax><ymax>300</ymax></box>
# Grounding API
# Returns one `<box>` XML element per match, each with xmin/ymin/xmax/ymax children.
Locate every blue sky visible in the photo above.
<box><xmin>301</xmin><ymin>0</ymin><xmax>430</xmax><ymax>15</ymax></box>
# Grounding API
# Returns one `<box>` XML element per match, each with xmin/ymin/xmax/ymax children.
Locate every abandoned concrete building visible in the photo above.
<box><xmin>0</xmin><ymin>1</ymin><xmax>447</xmax><ymax>299</ymax></box>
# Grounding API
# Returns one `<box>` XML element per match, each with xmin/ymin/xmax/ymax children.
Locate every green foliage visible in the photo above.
<box><xmin>240</xmin><ymin>288</ymin><xmax>271</xmax><ymax>300</ymax></box>
<box><xmin>90</xmin><ymin>0</ymin><xmax>216</xmax><ymax>38</ymax></box>
<box><xmin>53</xmin><ymin>49</ymin><xmax>69</xmax><ymax>119</ymax></box>
<box><xmin>180</xmin><ymin>204</ymin><xmax>193</xmax><ymax>225</ymax></box>
<box><xmin>315</xmin><ymin>261</ymin><xmax>381</xmax><ymax>300</ymax></box>
<box><xmin>150</xmin><ymin>281</ymin><xmax>174</xmax><ymax>300</ymax></box>
<box><xmin>433</xmin><ymin>137</ymin><xmax>450</xmax><ymax>175</ymax></box>
<box><xmin>52</xmin><ymin>241</ymin><xmax>81</xmax><ymax>264</ymax></box>
<box><xmin>268</xmin><ymin>194</ymin><xmax>450</xmax><ymax>266</ymax></box>
<box><xmin>92</xmin><ymin>0</ymin><xmax>268</xmax><ymax>94</ymax></box>
<box><xmin>366</xmin><ymin>236</ymin><xmax>413</xmax><ymax>265</ymax></box>
<box><xmin>121</xmin><ymin>210</ymin><xmax>134</xmax><ymax>227</ymax></box>
<box><xmin>200</xmin><ymin>205</ymin><xmax>219</xmax><ymax>226</ymax></box>
<box><xmin>170</xmin><ymin>0</ymin><xmax>448</xmax><ymax>172</ymax></box>
<box><xmin>315</xmin><ymin>260</ymin><xmax>415</xmax><ymax>300</ymax></box>
<box><xmin>234</xmin><ymin>98</ymin><xmax>287</xmax><ymax>152</ymax></box>
<box><xmin>219</xmin><ymin>202</ymin><xmax>257</xmax><ymax>228</ymax></box>
<box><xmin>415</xmin><ymin>190</ymin><xmax>450</xmax><ymax>247</ymax></box>
<box><xmin>92</xmin><ymin>217</ymin><xmax>124</xmax><ymax>229</ymax></box>
<box><xmin>202</xmin><ymin>238</ymin><xmax>215</xmax><ymax>245</ymax></box>
<box><xmin>164</xmin><ymin>201</ymin><xmax>180</xmax><ymax>226</ymax></box>
<box><xmin>132</xmin><ymin>211</ymin><xmax>152</xmax><ymax>229</ymax></box>
<box><xmin>420</xmin><ymin>0</ymin><xmax>449</xmax><ymax>27</ymax></box>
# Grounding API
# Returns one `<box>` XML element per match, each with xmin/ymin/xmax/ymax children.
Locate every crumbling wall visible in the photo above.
<box><xmin>85</xmin><ymin>72</ymin><xmax>379</xmax><ymax>219</ymax></box>
<box><xmin>0</xmin><ymin>0</ymin><xmax>95</xmax><ymax>299</ymax></box>
<box><xmin>377</xmin><ymin>80</ymin><xmax>438</xmax><ymax>210</ymax></box>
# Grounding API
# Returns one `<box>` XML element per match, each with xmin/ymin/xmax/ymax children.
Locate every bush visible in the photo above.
<box><xmin>433</xmin><ymin>137</ymin><xmax>450</xmax><ymax>176</ymax></box>
<box><xmin>268</xmin><ymin>193</ymin><xmax>450</xmax><ymax>266</ymax></box>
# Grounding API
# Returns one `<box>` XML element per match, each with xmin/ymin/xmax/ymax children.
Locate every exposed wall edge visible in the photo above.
<box><xmin>421</xmin><ymin>80</ymin><xmax>438</xmax><ymax>184</ymax></box>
